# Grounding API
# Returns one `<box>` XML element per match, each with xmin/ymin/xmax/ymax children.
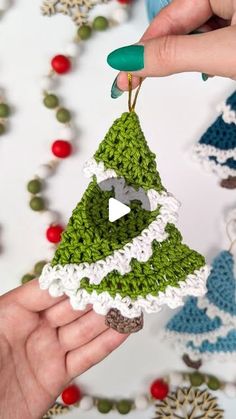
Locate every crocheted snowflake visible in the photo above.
<box><xmin>41</xmin><ymin>0</ymin><xmax>110</xmax><ymax>26</ymax></box>
<box><xmin>155</xmin><ymin>387</ymin><xmax>224</xmax><ymax>419</ymax></box>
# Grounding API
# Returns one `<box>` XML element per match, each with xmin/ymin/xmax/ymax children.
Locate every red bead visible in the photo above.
<box><xmin>46</xmin><ymin>225</ymin><xmax>64</xmax><ymax>243</ymax></box>
<box><xmin>117</xmin><ymin>0</ymin><xmax>132</xmax><ymax>3</ymax></box>
<box><xmin>61</xmin><ymin>384</ymin><xmax>81</xmax><ymax>405</ymax></box>
<box><xmin>52</xmin><ymin>140</ymin><xmax>72</xmax><ymax>158</ymax></box>
<box><xmin>150</xmin><ymin>379</ymin><xmax>169</xmax><ymax>400</ymax></box>
<box><xmin>51</xmin><ymin>55</ymin><xmax>71</xmax><ymax>74</ymax></box>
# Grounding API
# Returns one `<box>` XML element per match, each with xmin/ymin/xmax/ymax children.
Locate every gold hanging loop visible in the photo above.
<box><xmin>128</xmin><ymin>73</ymin><xmax>143</xmax><ymax>112</ymax></box>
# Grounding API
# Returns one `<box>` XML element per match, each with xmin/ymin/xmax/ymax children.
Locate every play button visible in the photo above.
<box><xmin>109</xmin><ymin>198</ymin><xmax>130</xmax><ymax>222</ymax></box>
<box><xmin>84</xmin><ymin>176</ymin><xmax>152</xmax><ymax>242</ymax></box>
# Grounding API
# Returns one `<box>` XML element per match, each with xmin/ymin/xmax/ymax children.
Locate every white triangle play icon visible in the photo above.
<box><xmin>109</xmin><ymin>198</ymin><xmax>130</xmax><ymax>222</ymax></box>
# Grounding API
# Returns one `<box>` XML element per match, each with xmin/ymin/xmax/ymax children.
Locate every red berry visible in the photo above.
<box><xmin>51</xmin><ymin>55</ymin><xmax>71</xmax><ymax>74</ymax></box>
<box><xmin>117</xmin><ymin>0</ymin><xmax>132</xmax><ymax>3</ymax></box>
<box><xmin>61</xmin><ymin>384</ymin><xmax>81</xmax><ymax>405</ymax></box>
<box><xmin>46</xmin><ymin>225</ymin><xmax>64</xmax><ymax>243</ymax></box>
<box><xmin>150</xmin><ymin>379</ymin><xmax>169</xmax><ymax>400</ymax></box>
<box><xmin>52</xmin><ymin>140</ymin><xmax>72</xmax><ymax>158</ymax></box>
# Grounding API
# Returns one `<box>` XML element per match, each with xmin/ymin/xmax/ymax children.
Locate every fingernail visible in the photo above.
<box><xmin>202</xmin><ymin>73</ymin><xmax>209</xmax><ymax>81</ymax></box>
<box><xmin>111</xmin><ymin>76</ymin><xmax>124</xmax><ymax>99</ymax></box>
<box><xmin>107</xmin><ymin>45</ymin><xmax>144</xmax><ymax>71</ymax></box>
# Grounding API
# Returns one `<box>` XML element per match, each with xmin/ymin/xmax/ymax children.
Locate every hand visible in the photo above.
<box><xmin>107</xmin><ymin>0</ymin><xmax>236</xmax><ymax>95</ymax></box>
<box><xmin>0</xmin><ymin>279</ymin><xmax>128</xmax><ymax>419</ymax></box>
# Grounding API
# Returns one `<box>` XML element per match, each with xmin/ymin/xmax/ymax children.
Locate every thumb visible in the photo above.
<box><xmin>108</xmin><ymin>25</ymin><xmax>236</xmax><ymax>87</ymax></box>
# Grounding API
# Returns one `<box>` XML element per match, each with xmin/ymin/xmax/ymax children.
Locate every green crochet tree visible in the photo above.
<box><xmin>39</xmin><ymin>111</ymin><xmax>209</xmax><ymax>333</ymax></box>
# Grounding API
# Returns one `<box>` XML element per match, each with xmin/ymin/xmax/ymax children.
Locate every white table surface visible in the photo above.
<box><xmin>0</xmin><ymin>0</ymin><xmax>236</xmax><ymax>417</ymax></box>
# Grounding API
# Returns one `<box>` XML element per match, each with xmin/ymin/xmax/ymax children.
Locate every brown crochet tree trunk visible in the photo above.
<box><xmin>182</xmin><ymin>354</ymin><xmax>202</xmax><ymax>370</ymax></box>
<box><xmin>220</xmin><ymin>176</ymin><xmax>236</xmax><ymax>189</ymax></box>
<box><xmin>105</xmin><ymin>308</ymin><xmax>143</xmax><ymax>334</ymax></box>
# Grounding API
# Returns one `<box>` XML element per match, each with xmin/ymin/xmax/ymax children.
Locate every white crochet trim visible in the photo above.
<box><xmin>83</xmin><ymin>158</ymin><xmax>118</xmax><ymax>182</ymax></box>
<box><xmin>39</xmin><ymin>190</ymin><xmax>180</xmax><ymax>287</ymax></box>
<box><xmin>164</xmin><ymin>324</ymin><xmax>233</xmax><ymax>346</ymax></box>
<box><xmin>193</xmin><ymin>146</ymin><xmax>236</xmax><ymax>179</ymax></box>
<box><xmin>40</xmin><ymin>265</ymin><xmax>209</xmax><ymax>318</ymax></box>
<box><xmin>40</xmin><ymin>155</ymin><xmax>182</xmax><ymax>287</ymax></box>
<box><xmin>40</xmin><ymin>157</ymin><xmax>209</xmax><ymax>317</ymax></box>
<box><xmin>217</xmin><ymin>101</ymin><xmax>236</xmax><ymax>125</ymax></box>
<box><xmin>183</xmin><ymin>345</ymin><xmax>236</xmax><ymax>362</ymax></box>
<box><xmin>198</xmin><ymin>297</ymin><xmax>236</xmax><ymax>326</ymax></box>
<box><xmin>194</xmin><ymin>144</ymin><xmax>236</xmax><ymax>164</ymax></box>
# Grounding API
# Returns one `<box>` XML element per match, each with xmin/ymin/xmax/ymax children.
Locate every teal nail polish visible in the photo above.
<box><xmin>202</xmin><ymin>73</ymin><xmax>209</xmax><ymax>81</ymax></box>
<box><xmin>107</xmin><ymin>45</ymin><xmax>144</xmax><ymax>71</ymax></box>
<box><xmin>111</xmin><ymin>76</ymin><xmax>124</xmax><ymax>99</ymax></box>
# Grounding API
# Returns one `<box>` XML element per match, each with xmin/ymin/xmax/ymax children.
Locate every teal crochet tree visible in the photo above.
<box><xmin>194</xmin><ymin>91</ymin><xmax>236</xmax><ymax>189</ymax></box>
<box><xmin>39</xmin><ymin>111</ymin><xmax>209</xmax><ymax>333</ymax></box>
<box><xmin>166</xmin><ymin>250</ymin><xmax>236</xmax><ymax>362</ymax></box>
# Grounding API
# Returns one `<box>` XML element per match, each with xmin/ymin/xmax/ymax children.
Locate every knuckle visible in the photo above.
<box><xmin>155</xmin><ymin>35</ymin><xmax>177</xmax><ymax>74</ymax></box>
<box><xmin>76</xmin><ymin>324</ymin><xmax>90</xmax><ymax>344</ymax></box>
<box><xmin>58</xmin><ymin>328</ymin><xmax>67</xmax><ymax>349</ymax></box>
<box><xmin>80</xmin><ymin>351</ymin><xmax>97</xmax><ymax>372</ymax></box>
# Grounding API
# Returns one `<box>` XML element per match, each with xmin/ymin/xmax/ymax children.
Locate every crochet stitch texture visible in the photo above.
<box><xmin>198</xmin><ymin>251</ymin><xmax>236</xmax><ymax>325</ymax></box>
<box><xmin>166</xmin><ymin>297</ymin><xmax>222</xmax><ymax>340</ymax></box>
<box><xmin>187</xmin><ymin>329</ymin><xmax>236</xmax><ymax>361</ymax></box>
<box><xmin>166</xmin><ymin>250</ymin><xmax>236</xmax><ymax>360</ymax></box>
<box><xmin>194</xmin><ymin>91</ymin><xmax>236</xmax><ymax>180</ymax></box>
<box><xmin>39</xmin><ymin>112</ymin><xmax>208</xmax><ymax>318</ymax></box>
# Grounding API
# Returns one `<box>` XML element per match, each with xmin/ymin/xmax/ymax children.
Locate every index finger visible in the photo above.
<box><xmin>143</xmin><ymin>0</ymin><xmax>212</xmax><ymax>41</ymax></box>
<box><xmin>116</xmin><ymin>0</ymin><xmax>212</xmax><ymax>91</ymax></box>
<box><xmin>2</xmin><ymin>278</ymin><xmax>65</xmax><ymax>312</ymax></box>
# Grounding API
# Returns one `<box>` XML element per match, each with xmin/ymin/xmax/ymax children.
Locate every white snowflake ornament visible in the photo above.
<box><xmin>41</xmin><ymin>0</ymin><xmax>111</xmax><ymax>26</ymax></box>
<box><xmin>155</xmin><ymin>387</ymin><xmax>224</xmax><ymax>419</ymax></box>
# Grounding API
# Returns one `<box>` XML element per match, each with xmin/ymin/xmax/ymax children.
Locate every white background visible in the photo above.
<box><xmin>0</xmin><ymin>0</ymin><xmax>236</xmax><ymax>417</ymax></box>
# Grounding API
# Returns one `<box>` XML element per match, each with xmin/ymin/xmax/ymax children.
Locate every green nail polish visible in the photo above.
<box><xmin>111</xmin><ymin>76</ymin><xmax>124</xmax><ymax>99</ymax></box>
<box><xmin>107</xmin><ymin>45</ymin><xmax>144</xmax><ymax>71</ymax></box>
<box><xmin>202</xmin><ymin>73</ymin><xmax>209</xmax><ymax>81</ymax></box>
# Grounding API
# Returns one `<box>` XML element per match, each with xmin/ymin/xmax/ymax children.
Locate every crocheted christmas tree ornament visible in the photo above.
<box><xmin>186</xmin><ymin>329</ymin><xmax>236</xmax><ymax>362</ymax></box>
<box><xmin>194</xmin><ymin>90</ymin><xmax>236</xmax><ymax>189</ymax></box>
<box><xmin>39</xmin><ymin>111</ymin><xmax>209</xmax><ymax>333</ymax></box>
<box><xmin>165</xmin><ymin>250</ymin><xmax>236</xmax><ymax>359</ymax></box>
<box><xmin>198</xmin><ymin>251</ymin><xmax>236</xmax><ymax>326</ymax></box>
<box><xmin>165</xmin><ymin>297</ymin><xmax>231</xmax><ymax>347</ymax></box>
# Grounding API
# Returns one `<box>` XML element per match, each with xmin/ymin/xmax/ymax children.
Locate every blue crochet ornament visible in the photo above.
<box><xmin>165</xmin><ymin>297</ymin><xmax>231</xmax><ymax>347</ymax></box>
<box><xmin>198</xmin><ymin>251</ymin><xmax>236</xmax><ymax>326</ymax></box>
<box><xmin>165</xmin><ymin>250</ymin><xmax>236</xmax><ymax>361</ymax></box>
<box><xmin>187</xmin><ymin>329</ymin><xmax>236</xmax><ymax>362</ymax></box>
<box><xmin>194</xmin><ymin>91</ymin><xmax>236</xmax><ymax>189</ymax></box>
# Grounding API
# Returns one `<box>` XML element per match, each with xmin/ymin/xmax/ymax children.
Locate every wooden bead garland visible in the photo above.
<box><xmin>43</xmin><ymin>371</ymin><xmax>236</xmax><ymax>417</ymax></box>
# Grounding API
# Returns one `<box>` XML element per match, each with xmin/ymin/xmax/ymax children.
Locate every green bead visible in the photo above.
<box><xmin>97</xmin><ymin>399</ymin><xmax>113</xmax><ymax>413</ymax></box>
<box><xmin>56</xmin><ymin>108</ymin><xmax>71</xmax><ymax>123</ymax></box>
<box><xmin>30</xmin><ymin>196</ymin><xmax>45</xmax><ymax>211</ymax></box>
<box><xmin>27</xmin><ymin>179</ymin><xmax>42</xmax><ymax>194</ymax></box>
<box><xmin>207</xmin><ymin>376</ymin><xmax>221</xmax><ymax>391</ymax></box>
<box><xmin>0</xmin><ymin>103</ymin><xmax>10</xmax><ymax>118</ymax></box>
<box><xmin>43</xmin><ymin>94</ymin><xmax>59</xmax><ymax>109</ymax></box>
<box><xmin>116</xmin><ymin>400</ymin><xmax>132</xmax><ymax>414</ymax></box>
<box><xmin>21</xmin><ymin>274</ymin><xmax>35</xmax><ymax>284</ymax></box>
<box><xmin>93</xmin><ymin>16</ymin><xmax>109</xmax><ymax>31</ymax></box>
<box><xmin>78</xmin><ymin>24</ymin><xmax>92</xmax><ymax>40</ymax></box>
<box><xmin>34</xmin><ymin>260</ymin><xmax>47</xmax><ymax>276</ymax></box>
<box><xmin>0</xmin><ymin>123</ymin><xmax>5</xmax><ymax>135</ymax></box>
<box><xmin>189</xmin><ymin>372</ymin><xmax>205</xmax><ymax>387</ymax></box>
